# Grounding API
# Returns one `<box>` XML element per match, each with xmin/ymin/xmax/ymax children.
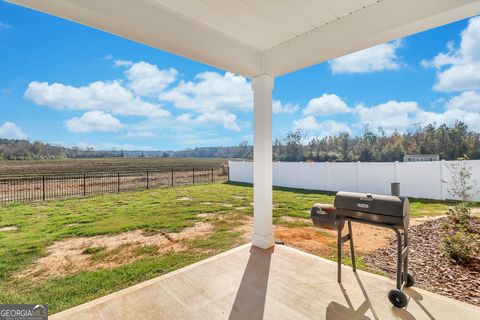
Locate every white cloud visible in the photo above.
<box><xmin>114</xmin><ymin>59</ymin><xmax>133</xmax><ymax>67</ymax></box>
<box><xmin>24</xmin><ymin>80</ymin><xmax>170</xmax><ymax>117</ymax></box>
<box><xmin>160</xmin><ymin>72</ymin><xmax>252</xmax><ymax>113</ymax></box>
<box><xmin>125</xmin><ymin>61</ymin><xmax>177</xmax><ymax>96</ymax></box>
<box><xmin>176</xmin><ymin>111</ymin><xmax>241</xmax><ymax>131</ymax></box>
<box><xmin>293</xmin><ymin>116</ymin><xmax>352</xmax><ymax>136</ymax></box>
<box><xmin>65</xmin><ymin>110</ymin><xmax>123</xmax><ymax>133</ymax></box>
<box><xmin>293</xmin><ymin>116</ymin><xmax>319</xmax><ymax>131</ymax></box>
<box><xmin>427</xmin><ymin>17</ymin><xmax>480</xmax><ymax>92</ymax></box>
<box><xmin>0</xmin><ymin>21</ymin><xmax>13</xmax><ymax>30</ymax></box>
<box><xmin>355</xmin><ymin>100</ymin><xmax>420</xmax><ymax>132</ymax></box>
<box><xmin>125</xmin><ymin>130</ymin><xmax>156</xmax><ymax>139</ymax></box>
<box><xmin>445</xmin><ymin>91</ymin><xmax>480</xmax><ymax>113</ymax></box>
<box><xmin>166</xmin><ymin>132</ymin><xmax>231</xmax><ymax>146</ymax></box>
<box><xmin>303</xmin><ymin>94</ymin><xmax>352</xmax><ymax>115</ymax></box>
<box><xmin>75</xmin><ymin>141</ymin><xmax>155</xmax><ymax>151</ymax></box>
<box><xmin>25</xmin><ymin>61</ymin><xmax>301</xmax><ymax>136</ymax></box>
<box><xmin>273</xmin><ymin>100</ymin><xmax>299</xmax><ymax>114</ymax></box>
<box><xmin>353</xmin><ymin>97</ymin><xmax>480</xmax><ymax>133</ymax></box>
<box><xmin>434</xmin><ymin>64</ymin><xmax>480</xmax><ymax>92</ymax></box>
<box><xmin>0</xmin><ymin>122</ymin><xmax>27</xmax><ymax>139</ymax></box>
<box><xmin>330</xmin><ymin>40</ymin><xmax>402</xmax><ymax>74</ymax></box>
<box><xmin>415</xmin><ymin>109</ymin><xmax>480</xmax><ymax>132</ymax></box>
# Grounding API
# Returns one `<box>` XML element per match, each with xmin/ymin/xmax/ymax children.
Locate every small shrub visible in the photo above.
<box><xmin>446</xmin><ymin>202</ymin><xmax>472</xmax><ymax>226</ymax></box>
<box><xmin>443</xmin><ymin>225</ymin><xmax>480</xmax><ymax>265</ymax></box>
<box><xmin>445</xmin><ymin>157</ymin><xmax>476</xmax><ymax>203</ymax></box>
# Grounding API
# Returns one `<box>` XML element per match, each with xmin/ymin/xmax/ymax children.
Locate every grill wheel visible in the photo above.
<box><xmin>388</xmin><ymin>289</ymin><xmax>408</xmax><ymax>308</ymax></box>
<box><xmin>402</xmin><ymin>272</ymin><xmax>415</xmax><ymax>288</ymax></box>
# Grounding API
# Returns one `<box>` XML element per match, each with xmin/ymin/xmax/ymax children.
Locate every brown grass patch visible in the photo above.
<box><xmin>279</xmin><ymin>216</ymin><xmax>311</xmax><ymax>224</ymax></box>
<box><xmin>275</xmin><ymin>226</ymin><xmax>336</xmax><ymax>256</ymax></box>
<box><xmin>234</xmin><ymin>216</ymin><xmax>394</xmax><ymax>256</ymax></box>
<box><xmin>16</xmin><ymin>222</ymin><xmax>214</xmax><ymax>281</ymax></box>
<box><xmin>196</xmin><ymin>213</ymin><xmax>215</xmax><ymax>218</ymax></box>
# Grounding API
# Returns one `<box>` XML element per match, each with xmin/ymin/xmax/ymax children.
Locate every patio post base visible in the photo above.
<box><xmin>252</xmin><ymin>233</ymin><xmax>275</xmax><ymax>249</ymax></box>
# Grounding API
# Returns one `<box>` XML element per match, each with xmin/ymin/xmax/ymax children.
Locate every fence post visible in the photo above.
<box><xmin>394</xmin><ymin>161</ymin><xmax>399</xmax><ymax>182</ymax></box>
<box><xmin>193</xmin><ymin>168</ymin><xmax>195</xmax><ymax>185</ymax></box>
<box><xmin>325</xmin><ymin>162</ymin><xmax>330</xmax><ymax>191</ymax></box>
<box><xmin>299</xmin><ymin>162</ymin><xmax>303</xmax><ymax>189</ymax></box>
<box><xmin>42</xmin><ymin>176</ymin><xmax>46</xmax><ymax>201</ymax></box>
<box><xmin>356</xmin><ymin>161</ymin><xmax>360</xmax><ymax>192</ymax></box>
<box><xmin>211</xmin><ymin>168</ymin><xmax>214</xmax><ymax>183</ymax></box>
<box><xmin>117</xmin><ymin>173</ymin><xmax>120</xmax><ymax>192</ymax></box>
<box><xmin>146</xmin><ymin>171</ymin><xmax>149</xmax><ymax>189</ymax></box>
<box><xmin>440</xmin><ymin>159</ymin><xmax>446</xmax><ymax>200</ymax></box>
<box><xmin>171</xmin><ymin>169</ymin><xmax>174</xmax><ymax>187</ymax></box>
<box><xmin>83</xmin><ymin>174</ymin><xmax>86</xmax><ymax>196</ymax></box>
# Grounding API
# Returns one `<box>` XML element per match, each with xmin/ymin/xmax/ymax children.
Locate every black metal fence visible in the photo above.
<box><xmin>0</xmin><ymin>167</ymin><xmax>228</xmax><ymax>204</ymax></box>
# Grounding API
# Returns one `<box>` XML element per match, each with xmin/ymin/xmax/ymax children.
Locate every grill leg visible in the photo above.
<box><xmin>403</xmin><ymin>230</ymin><xmax>409</xmax><ymax>281</ymax></box>
<box><xmin>337</xmin><ymin>222</ymin><xmax>342</xmax><ymax>283</ymax></box>
<box><xmin>394</xmin><ymin>228</ymin><xmax>403</xmax><ymax>290</ymax></box>
<box><xmin>348</xmin><ymin>221</ymin><xmax>356</xmax><ymax>272</ymax></box>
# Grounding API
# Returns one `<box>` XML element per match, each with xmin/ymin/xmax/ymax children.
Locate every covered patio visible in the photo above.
<box><xmin>49</xmin><ymin>244</ymin><xmax>480</xmax><ymax>319</ymax></box>
<box><xmin>8</xmin><ymin>0</ymin><xmax>480</xmax><ymax>318</ymax></box>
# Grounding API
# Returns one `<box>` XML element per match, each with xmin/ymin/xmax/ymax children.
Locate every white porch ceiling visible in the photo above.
<box><xmin>8</xmin><ymin>0</ymin><xmax>480</xmax><ymax>77</ymax></box>
<box><xmin>153</xmin><ymin>0</ymin><xmax>379</xmax><ymax>51</ymax></box>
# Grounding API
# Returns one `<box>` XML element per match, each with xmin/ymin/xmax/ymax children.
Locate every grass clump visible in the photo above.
<box><xmin>133</xmin><ymin>245</ymin><xmax>159</xmax><ymax>256</ymax></box>
<box><xmin>82</xmin><ymin>246</ymin><xmax>106</xmax><ymax>255</ymax></box>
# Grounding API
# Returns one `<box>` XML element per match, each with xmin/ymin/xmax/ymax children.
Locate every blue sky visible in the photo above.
<box><xmin>1</xmin><ymin>1</ymin><xmax>480</xmax><ymax>151</ymax></box>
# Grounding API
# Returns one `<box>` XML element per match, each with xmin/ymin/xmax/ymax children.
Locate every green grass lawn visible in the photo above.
<box><xmin>0</xmin><ymin>182</ymin><xmax>453</xmax><ymax>313</ymax></box>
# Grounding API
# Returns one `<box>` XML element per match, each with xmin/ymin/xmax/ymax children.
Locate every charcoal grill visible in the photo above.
<box><xmin>311</xmin><ymin>191</ymin><xmax>414</xmax><ymax>308</ymax></box>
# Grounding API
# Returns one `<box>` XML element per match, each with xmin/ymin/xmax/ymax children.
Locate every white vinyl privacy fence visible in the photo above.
<box><xmin>228</xmin><ymin>160</ymin><xmax>480</xmax><ymax>201</ymax></box>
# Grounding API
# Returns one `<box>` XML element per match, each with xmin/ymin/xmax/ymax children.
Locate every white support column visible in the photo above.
<box><xmin>252</xmin><ymin>74</ymin><xmax>275</xmax><ymax>249</ymax></box>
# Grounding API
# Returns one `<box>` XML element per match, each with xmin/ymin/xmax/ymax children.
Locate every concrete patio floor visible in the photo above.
<box><xmin>51</xmin><ymin>244</ymin><xmax>479</xmax><ymax>320</ymax></box>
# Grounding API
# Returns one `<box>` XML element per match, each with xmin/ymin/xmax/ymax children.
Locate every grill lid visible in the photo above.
<box><xmin>334</xmin><ymin>191</ymin><xmax>409</xmax><ymax>218</ymax></box>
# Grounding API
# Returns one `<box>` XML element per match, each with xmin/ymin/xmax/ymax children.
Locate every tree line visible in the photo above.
<box><xmin>0</xmin><ymin>139</ymin><xmax>66</xmax><ymax>160</ymax></box>
<box><xmin>0</xmin><ymin>140</ymin><xmax>252</xmax><ymax>160</ymax></box>
<box><xmin>1</xmin><ymin>121</ymin><xmax>479</xmax><ymax>161</ymax></box>
<box><xmin>272</xmin><ymin>121</ymin><xmax>480</xmax><ymax>162</ymax></box>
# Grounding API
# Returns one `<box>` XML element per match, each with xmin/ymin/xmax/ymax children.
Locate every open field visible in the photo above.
<box><xmin>0</xmin><ymin>168</ymin><xmax>227</xmax><ymax>203</ymax></box>
<box><xmin>0</xmin><ymin>182</ymin><xmax>459</xmax><ymax>313</ymax></box>
<box><xmin>0</xmin><ymin>157</ymin><xmax>230</xmax><ymax>176</ymax></box>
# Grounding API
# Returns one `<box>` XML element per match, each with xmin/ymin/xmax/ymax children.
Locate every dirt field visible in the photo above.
<box><xmin>0</xmin><ymin>157</ymin><xmax>230</xmax><ymax>176</ymax></box>
<box><xmin>0</xmin><ymin>168</ymin><xmax>228</xmax><ymax>203</ymax></box>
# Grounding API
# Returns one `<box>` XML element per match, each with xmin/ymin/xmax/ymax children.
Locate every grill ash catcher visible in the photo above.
<box><xmin>311</xmin><ymin>191</ymin><xmax>414</xmax><ymax>308</ymax></box>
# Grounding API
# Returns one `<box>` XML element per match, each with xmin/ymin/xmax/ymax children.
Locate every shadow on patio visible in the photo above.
<box><xmin>228</xmin><ymin>246</ymin><xmax>272</xmax><ymax>320</ymax></box>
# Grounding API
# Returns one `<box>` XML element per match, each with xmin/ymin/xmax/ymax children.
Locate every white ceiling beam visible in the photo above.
<box><xmin>264</xmin><ymin>0</ymin><xmax>480</xmax><ymax>77</ymax></box>
<box><xmin>8</xmin><ymin>0</ymin><xmax>264</xmax><ymax>77</ymax></box>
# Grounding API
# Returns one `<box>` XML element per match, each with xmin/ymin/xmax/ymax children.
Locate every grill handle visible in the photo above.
<box><xmin>359</xmin><ymin>194</ymin><xmax>373</xmax><ymax>201</ymax></box>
